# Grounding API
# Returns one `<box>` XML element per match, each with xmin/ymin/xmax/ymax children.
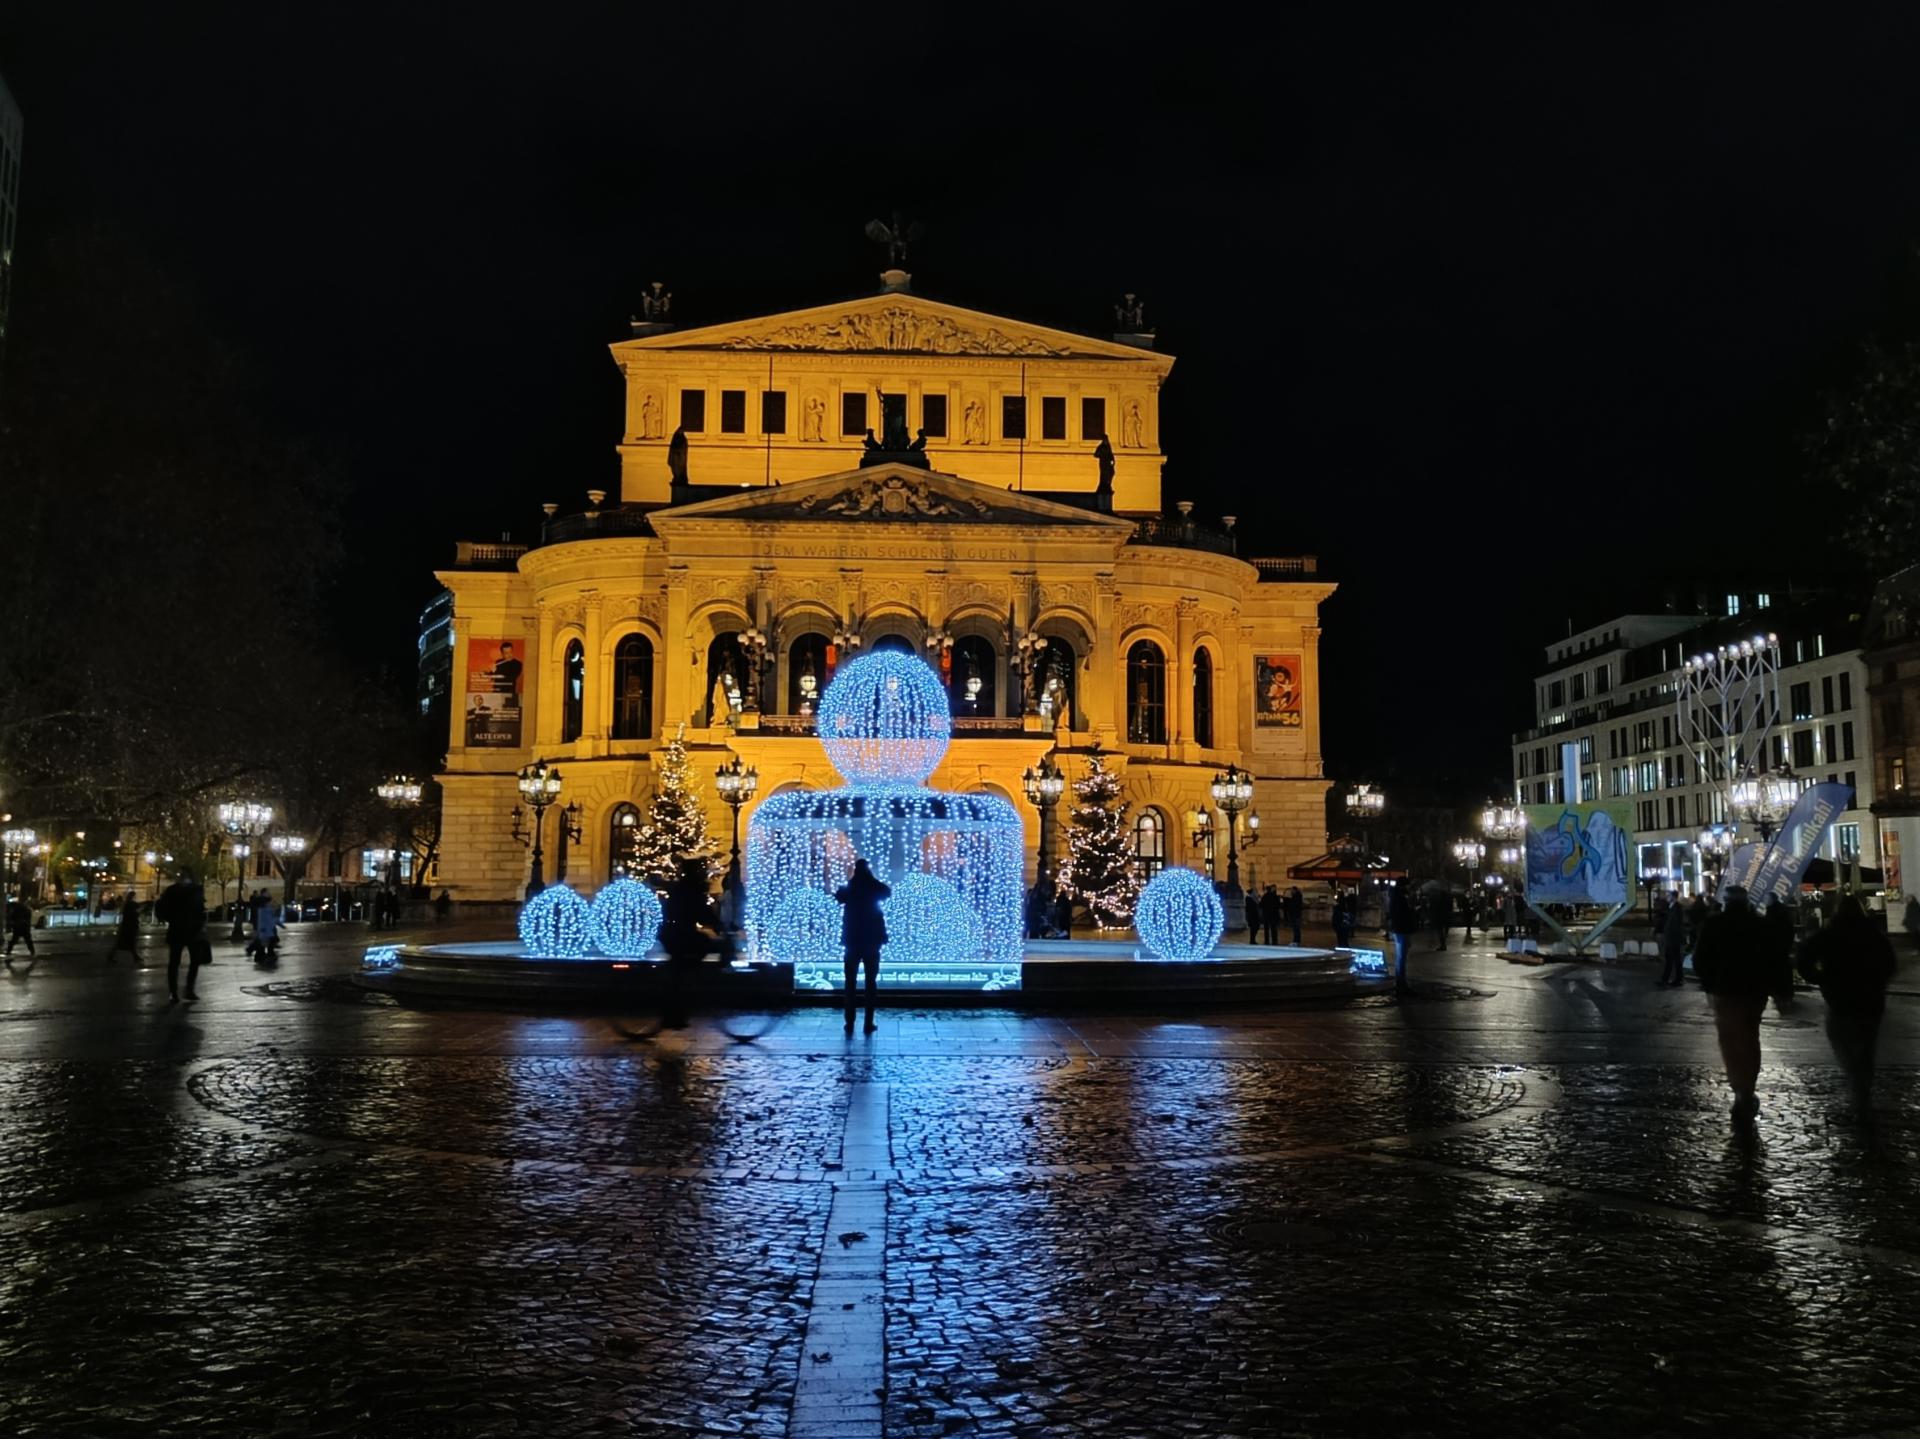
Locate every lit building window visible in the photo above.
<box><xmin>611</xmin><ymin>635</ymin><xmax>653</xmax><ymax>740</ymax></box>
<box><xmin>1127</xmin><ymin>640</ymin><xmax>1167</xmax><ymax>744</ymax></box>
<box><xmin>1726</xmin><ymin>594</ymin><xmax>1741</xmax><ymax>616</ymax></box>
<box><xmin>1134</xmin><ymin>809</ymin><xmax>1166</xmax><ymax>880</ymax></box>
<box><xmin>561</xmin><ymin>640</ymin><xmax>586</xmax><ymax>743</ymax></box>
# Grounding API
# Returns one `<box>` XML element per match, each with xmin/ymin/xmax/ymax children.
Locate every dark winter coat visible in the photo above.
<box><xmin>154</xmin><ymin>880</ymin><xmax>207</xmax><ymax>942</ymax></box>
<box><xmin>835</xmin><ymin>864</ymin><xmax>891</xmax><ymax>955</ymax></box>
<box><xmin>1691</xmin><ymin>897</ymin><xmax>1790</xmax><ymax>1001</ymax></box>
<box><xmin>1661</xmin><ymin>900</ymin><xmax>1688</xmax><ymax>960</ymax></box>
<box><xmin>1282</xmin><ymin>890</ymin><xmax>1305</xmax><ymax>923</ymax></box>
<box><xmin>1387</xmin><ymin>888</ymin><xmax>1416</xmax><ymax>936</ymax></box>
<box><xmin>1797</xmin><ymin>910</ymin><xmax>1897</xmax><ymax>1007</ymax></box>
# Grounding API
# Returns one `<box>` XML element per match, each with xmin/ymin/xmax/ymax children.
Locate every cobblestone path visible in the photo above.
<box><xmin>3</xmin><ymin>927</ymin><xmax>1919</xmax><ymax>1435</ymax></box>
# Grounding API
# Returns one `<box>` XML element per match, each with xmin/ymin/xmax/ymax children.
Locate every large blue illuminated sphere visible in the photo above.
<box><xmin>1135</xmin><ymin>867</ymin><xmax>1224</xmax><ymax>961</ymax></box>
<box><xmin>519</xmin><ymin>882</ymin><xmax>594</xmax><ymax>959</ymax></box>
<box><xmin>818</xmin><ymin>651</ymin><xmax>951</xmax><ymax>786</ymax></box>
<box><xmin>767</xmin><ymin>887</ymin><xmax>843</xmax><ymax>965</ymax></box>
<box><xmin>589</xmin><ymin>877</ymin><xmax>663</xmax><ymax>957</ymax></box>
<box><xmin>882</xmin><ymin>872</ymin><xmax>981</xmax><ymax>965</ymax></box>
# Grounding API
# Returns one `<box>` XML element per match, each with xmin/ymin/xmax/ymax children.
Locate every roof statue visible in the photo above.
<box><xmin>641</xmin><ymin>282</ymin><xmax>672</xmax><ymax>322</ymax></box>
<box><xmin>864</xmin><ymin>211</ymin><xmax>925</xmax><ymax>270</ymax></box>
<box><xmin>1114</xmin><ymin>292</ymin><xmax>1150</xmax><ymax>332</ymax></box>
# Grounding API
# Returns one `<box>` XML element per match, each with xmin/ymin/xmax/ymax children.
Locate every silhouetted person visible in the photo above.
<box><xmin>107</xmin><ymin>897</ymin><xmax>142</xmax><ymax>963</ymax></box>
<box><xmin>1658</xmin><ymin>889</ymin><xmax>1688</xmax><ymax>987</ymax></box>
<box><xmin>1283</xmin><ymin>886</ymin><xmax>1305</xmax><ymax>945</ymax></box>
<box><xmin>1387</xmin><ymin>884</ymin><xmax>1417</xmax><ymax>994</ymax></box>
<box><xmin>835</xmin><ymin>857</ymin><xmax>891</xmax><ymax>1034</ymax></box>
<box><xmin>1052</xmin><ymin>888</ymin><xmax>1073</xmax><ymax>939</ymax></box>
<box><xmin>153</xmin><ymin>871</ymin><xmax>210</xmax><ymax>1002</ymax></box>
<box><xmin>1429</xmin><ymin>890</ymin><xmax>1450</xmax><ymax>951</ymax></box>
<box><xmin>4</xmin><ymin>894</ymin><xmax>33</xmax><ymax>960</ymax></box>
<box><xmin>251</xmin><ymin>895</ymin><xmax>282</xmax><ymax>963</ymax></box>
<box><xmin>1258</xmin><ymin>885</ymin><xmax>1281</xmax><ymax>945</ymax></box>
<box><xmin>1691</xmin><ymin>885</ymin><xmax>1792</xmax><ymax>1127</ymax></box>
<box><xmin>667</xmin><ymin>426</ymin><xmax>690</xmax><ymax>486</ymax></box>
<box><xmin>658</xmin><ymin>858</ymin><xmax>721</xmax><ymax>1030</ymax></box>
<box><xmin>1243</xmin><ymin>889</ymin><xmax>1259</xmax><ymax>940</ymax></box>
<box><xmin>1025</xmin><ymin>879</ymin><xmax>1052</xmax><ymax>940</ymax></box>
<box><xmin>1797</xmin><ymin>895</ymin><xmax>1898</xmax><ymax>1115</ymax></box>
<box><xmin>1332</xmin><ymin>891</ymin><xmax>1356</xmax><ymax>949</ymax></box>
<box><xmin>434</xmin><ymin>889</ymin><xmax>453</xmax><ymax>922</ymax></box>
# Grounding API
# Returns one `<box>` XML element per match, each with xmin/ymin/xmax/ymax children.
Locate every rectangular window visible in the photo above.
<box><xmin>1571</xmin><ymin>673</ymin><xmax>1587</xmax><ymax>701</ymax></box>
<box><xmin>1838</xmin><ymin>822</ymin><xmax>1861</xmax><ymax>860</ymax></box>
<box><xmin>1081</xmin><ymin>396</ymin><xmax>1106</xmax><ymax>441</ymax></box>
<box><xmin>1001</xmin><ymin>395</ymin><xmax>1026</xmax><ymax>440</ymax></box>
<box><xmin>1790</xmin><ymin>681</ymin><xmax>1812</xmax><ymax>721</ymax></box>
<box><xmin>1792</xmin><ymin>729</ymin><xmax>1815</xmax><ymax>769</ymax></box>
<box><xmin>1639</xmin><ymin>760</ymin><xmax>1658</xmax><ymax>792</ymax></box>
<box><xmin>1548</xmin><ymin>680</ymin><xmax>1565</xmax><ymax>707</ymax></box>
<box><xmin>1727</xmin><ymin>594</ymin><xmax>1741</xmax><ymax>616</ymax></box>
<box><xmin>1885</xmin><ymin>699</ymin><xmax>1906</xmax><ymax>743</ymax></box>
<box><xmin>1841</xmin><ymin>672</ymin><xmax>1853</xmax><ymax>709</ymax></box>
<box><xmin>679</xmin><ymin>388</ymin><xmax>707</xmax><ymax>433</ymax></box>
<box><xmin>1757</xmin><ymin>592</ymin><xmax>1772</xmax><ymax>608</ymax></box>
<box><xmin>922</xmin><ymin>393</ymin><xmax>948</xmax><ymax>438</ymax></box>
<box><xmin>1595</xmin><ymin>663</ymin><xmax>1611</xmax><ymax>694</ymax></box>
<box><xmin>1608</xmin><ymin>731</ymin><xmax>1617</xmax><ymax>759</ymax></box>
<box><xmin>1824</xmin><ymin>725</ymin><xmax>1836</xmax><ymax>764</ymax></box>
<box><xmin>1823</xmin><ymin>675</ymin><xmax>1834</xmax><ymax>714</ymax></box>
<box><xmin>1662</xmin><ymin>715</ymin><xmax>1672</xmax><ymax>747</ymax></box>
<box><xmin>1041</xmin><ymin>396</ymin><xmax>1067</xmax><ymax>440</ymax></box>
<box><xmin>719</xmin><ymin>389</ymin><xmax>747</xmax><ymax>434</ymax></box>
<box><xmin>761</xmin><ymin>390</ymin><xmax>788</xmax><ymax>435</ymax></box>
<box><xmin>880</xmin><ymin>392</ymin><xmax>908</xmax><ymax>439</ymax></box>
<box><xmin>1846</xmin><ymin>770</ymin><xmax>1856</xmax><ymax>793</ymax></box>
<box><xmin>1579</xmin><ymin>735</ymin><xmax>1594</xmax><ymax>763</ymax></box>
<box><xmin>1518</xmin><ymin>751</ymin><xmax>1528</xmax><ymax>777</ymax></box>
<box><xmin>1843</xmin><ymin>721</ymin><xmax>1855</xmax><ymax>760</ymax></box>
<box><xmin>1666</xmin><ymin>796</ymin><xmax>1675</xmax><ymax>829</ymax></box>
<box><xmin>1894</xmin><ymin>757</ymin><xmax>1907</xmax><ymax>794</ymax></box>
<box><xmin>841</xmin><ymin>392</ymin><xmax>867</xmax><ymax>437</ymax></box>
<box><xmin>326</xmin><ymin>850</ymin><xmax>343</xmax><ymax>879</ymax></box>
<box><xmin>1582</xmin><ymin>774</ymin><xmax>1596</xmax><ymax>802</ymax></box>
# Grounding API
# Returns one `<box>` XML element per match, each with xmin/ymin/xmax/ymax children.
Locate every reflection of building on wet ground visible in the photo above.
<box><xmin>431</xmin><ymin>276</ymin><xmax>1334</xmax><ymax>900</ymax></box>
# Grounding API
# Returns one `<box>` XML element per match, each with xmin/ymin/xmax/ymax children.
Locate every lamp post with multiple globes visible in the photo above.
<box><xmin>375</xmin><ymin>775</ymin><xmax>423</xmax><ymax>897</ymax></box>
<box><xmin>1022</xmin><ymin>755</ymin><xmax>1067</xmax><ymax>881</ymax></box>
<box><xmin>1480</xmin><ymin>802</ymin><xmax>1526</xmax><ymax>891</ymax></box>
<box><xmin>215</xmin><ymin>801</ymin><xmax>273</xmax><ymax>940</ymax></box>
<box><xmin>511</xmin><ymin>761</ymin><xmax>565</xmax><ymax>900</ymax></box>
<box><xmin>1210</xmin><ymin>763</ymin><xmax>1255</xmax><ymax>893</ymax></box>
<box><xmin>2</xmin><ymin>826</ymin><xmax>36</xmax><ymax>902</ymax></box>
<box><xmin>714</xmin><ymin>755</ymin><xmax>760</xmax><ymax>890</ymax></box>
<box><xmin>1452</xmin><ymin>838</ymin><xmax>1484</xmax><ymax>888</ymax></box>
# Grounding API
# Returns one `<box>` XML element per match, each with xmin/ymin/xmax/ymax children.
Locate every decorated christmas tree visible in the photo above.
<box><xmin>1058</xmin><ymin>752</ymin><xmax>1141</xmax><ymax>930</ymax></box>
<box><xmin>625</xmin><ymin>728</ymin><xmax>723</xmax><ymax>881</ymax></box>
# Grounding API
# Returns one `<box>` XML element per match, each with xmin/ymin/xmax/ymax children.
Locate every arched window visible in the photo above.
<box><xmin>609</xmin><ymin>802</ymin><xmax>642</xmax><ymax>881</ymax></box>
<box><xmin>950</xmin><ymin>635</ymin><xmax>998</xmax><ymax>716</ymax></box>
<box><xmin>1127</xmin><ymin>640</ymin><xmax>1166</xmax><ymax>744</ymax></box>
<box><xmin>611</xmin><ymin>635</ymin><xmax>653</xmax><ymax>740</ymax></box>
<box><xmin>788</xmin><ymin>633</ymin><xmax>829</xmax><ymax>714</ymax></box>
<box><xmin>706</xmin><ymin>632</ymin><xmax>745</xmax><ymax>724</ymax></box>
<box><xmin>1193</xmin><ymin>648</ymin><xmax>1214</xmax><ymax>748</ymax></box>
<box><xmin>870</xmin><ymin>633</ymin><xmax>913</xmax><ymax>655</ymax></box>
<box><xmin>1133</xmin><ymin>808</ymin><xmax>1166</xmax><ymax>880</ymax></box>
<box><xmin>561</xmin><ymin>639</ymin><xmax>586</xmax><ymax>742</ymax></box>
<box><xmin>1037</xmin><ymin>636</ymin><xmax>1077</xmax><ymax>728</ymax></box>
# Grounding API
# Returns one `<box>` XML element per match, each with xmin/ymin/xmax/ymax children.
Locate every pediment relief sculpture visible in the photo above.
<box><xmin>714</xmin><ymin>307</ymin><xmax>1073</xmax><ymax>357</ymax></box>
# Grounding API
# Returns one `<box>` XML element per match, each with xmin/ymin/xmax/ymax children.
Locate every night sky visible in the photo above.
<box><xmin>7</xmin><ymin>6</ymin><xmax>1920</xmax><ymax>795</ymax></box>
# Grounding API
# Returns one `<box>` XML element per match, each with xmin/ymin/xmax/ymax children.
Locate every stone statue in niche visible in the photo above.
<box><xmin>962</xmin><ymin>399</ymin><xmax>985</xmax><ymax>445</ymax></box>
<box><xmin>667</xmin><ymin>427</ymin><xmax>690</xmax><ymax>486</ymax></box>
<box><xmin>1122</xmin><ymin>399</ymin><xmax>1144</xmax><ymax>449</ymax></box>
<box><xmin>802</xmin><ymin>395</ymin><xmax>826</xmax><ymax>442</ymax></box>
<box><xmin>710</xmin><ymin>674</ymin><xmax>733</xmax><ymax>727</ymax></box>
<box><xmin>639</xmin><ymin>392</ymin><xmax>662</xmax><ymax>439</ymax></box>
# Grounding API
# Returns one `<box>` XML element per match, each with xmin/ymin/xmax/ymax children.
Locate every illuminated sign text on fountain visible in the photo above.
<box><xmin>746</xmin><ymin>651</ymin><xmax>1024</xmax><ymax>992</ymax></box>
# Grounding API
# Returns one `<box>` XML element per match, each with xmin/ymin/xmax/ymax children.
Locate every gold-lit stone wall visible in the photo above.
<box><xmin>433</xmin><ymin>292</ymin><xmax>1334</xmax><ymax>905</ymax></box>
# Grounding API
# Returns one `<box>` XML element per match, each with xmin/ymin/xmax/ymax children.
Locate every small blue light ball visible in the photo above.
<box><xmin>519</xmin><ymin>882</ymin><xmax>594</xmax><ymax>958</ymax></box>
<box><xmin>882</xmin><ymin>871</ymin><xmax>980</xmax><ymax>965</ymax></box>
<box><xmin>818</xmin><ymin>651</ymin><xmax>952</xmax><ymax>786</ymax></box>
<box><xmin>767</xmin><ymin>887</ymin><xmax>844</xmax><ymax>965</ymax></box>
<box><xmin>1135</xmin><ymin>868</ymin><xmax>1224</xmax><ymax>961</ymax></box>
<box><xmin>590</xmin><ymin>877</ymin><xmax>663</xmax><ymax>957</ymax></box>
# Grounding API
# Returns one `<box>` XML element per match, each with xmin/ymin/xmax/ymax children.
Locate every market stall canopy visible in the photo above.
<box><xmin>1288</xmin><ymin>840</ymin><xmax>1407</xmax><ymax>884</ymax></box>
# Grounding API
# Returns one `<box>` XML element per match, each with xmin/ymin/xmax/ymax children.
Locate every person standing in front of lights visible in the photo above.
<box><xmin>1657</xmin><ymin>889</ymin><xmax>1688</xmax><ymax>987</ymax></box>
<box><xmin>1796</xmin><ymin>895</ymin><xmax>1897</xmax><ymax>1117</ymax></box>
<box><xmin>1386</xmin><ymin>882</ymin><xmax>1417</xmax><ymax>995</ymax></box>
<box><xmin>1691</xmin><ymin>885</ymin><xmax>1792</xmax><ymax>1128</ymax></box>
<box><xmin>835</xmin><ymin>857</ymin><xmax>891</xmax><ymax>1035</ymax></box>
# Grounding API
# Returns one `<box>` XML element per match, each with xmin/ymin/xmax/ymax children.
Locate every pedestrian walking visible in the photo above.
<box><xmin>1657</xmin><ymin>889</ymin><xmax>1688</xmax><ymax>986</ymax></box>
<box><xmin>1052</xmin><ymin>888</ymin><xmax>1073</xmax><ymax>939</ymax></box>
<box><xmin>1388</xmin><ymin>883</ymin><xmax>1417</xmax><ymax>994</ymax></box>
<box><xmin>250</xmin><ymin>894</ymin><xmax>283</xmax><ymax>962</ymax></box>
<box><xmin>1283</xmin><ymin>886</ymin><xmax>1305</xmax><ymax>946</ymax></box>
<box><xmin>1243</xmin><ymin>889</ymin><xmax>1259</xmax><ymax>940</ymax></box>
<box><xmin>1501</xmin><ymin>890</ymin><xmax>1519</xmax><ymax>938</ymax></box>
<box><xmin>658</xmin><ymin>858</ymin><xmax>722</xmax><ymax>1030</ymax></box>
<box><xmin>834</xmin><ymin>856</ymin><xmax>891</xmax><ymax>1034</ymax></box>
<box><xmin>1797</xmin><ymin>895</ymin><xmax>1897</xmax><ymax>1114</ymax></box>
<box><xmin>107</xmin><ymin>897</ymin><xmax>143</xmax><ymax>963</ymax></box>
<box><xmin>1900</xmin><ymin>894</ymin><xmax>1920</xmax><ymax>949</ymax></box>
<box><xmin>1332</xmin><ymin>890</ymin><xmax>1355</xmax><ymax>949</ymax></box>
<box><xmin>153</xmin><ymin>870</ymin><xmax>211</xmax><ymax>1002</ymax></box>
<box><xmin>1258</xmin><ymin>884</ymin><xmax>1281</xmax><ymax>945</ymax></box>
<box><xmin>4</xmin><ymin>893</ymin><xmax>34</xmax><ymax>960</ymax></box>
<box><xmin>1690</xmin><ymin>884</ymin><xmax>1793</xmax><ymax>1126</ymax></box>
<box><xmin>1429</xmin><ymin>890</ymin><xmax>1450</xmax><ymax>951</ymax></box>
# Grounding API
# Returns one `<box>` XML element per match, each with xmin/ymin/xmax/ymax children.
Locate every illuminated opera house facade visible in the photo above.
<box><xmin>433</xmin><ymin>275</ymin><xmax>1335</xmax><ymax>902</ymax></box>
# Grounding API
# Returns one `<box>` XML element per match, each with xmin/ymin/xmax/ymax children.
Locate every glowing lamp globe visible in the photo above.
<box><xmin>767</xmin><ymin>888</ymin><xmax>845</xmax><ymax>966</ymax></box>
<box><xmin>881</xmin><ymin>872</ymin><xmax>981</xmax><ymax>966</ymax></box>
<box><xmin>589</xmin><ymin>877</ymin><xmax>663</xmax><ymax>957</ymax></box>
<box><xmin>1135</xmin><ymin>867</ymin><xmax>1224</xmax><ymax>961</ymax></box>
<box><xmin>818</xmin><ymin>651</ymin><xmax>951</xmax><ymax>787</ymax></box>
<box><xmin>519</xmin><ymin>883</ymin><xmax>593</xmax><ymax>958</ymax></box>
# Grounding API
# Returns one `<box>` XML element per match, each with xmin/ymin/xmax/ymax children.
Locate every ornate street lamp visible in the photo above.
<box><xmin>1452</xmin><ymin>838</ymin><xmax>1485</xmax><ymax>885</ymax></box>
<box><xmin>1698</xmin><ymin>824</ymin><xmax>1736</xmax><ymax>893</ymax></box>
<box><xmin>1729</xmin><ymin>768</ymin><xmax>1797</xmax><ymax>845</ymax></box>
<box><xmin>376</xmin><ymin>774</ymin><xmax>423</xmax><ymax>896</ymax></box>
<box><xmin>2</xmin><ymin>826</ymin><xmax>35</xmax><ymax>902</ymax></box>
<box><xmin>269</xmin><ymin>833</ymin><xmax>307</xmax><ymax>904</ymax></box>
<box><xmin>714</xmin><ymin>754</ymin><xmax>759</xmax><ymax>889</ymax></box>
<box><xmin>216</xmin><ymin>800</ymin><xmax>273</xmax><ymax>939</ymax></box>
<box><xmin>1210</xmin><ymin>763</ymin><xmax>1255</xmax><ymax>891</ymax></box>
<box><xmin>510</xmin><ymin>760</ymin><xmax>565</xmax><ymax>900</ymax></box>
<box><xmin>1022</xmin><ymin>755</ymin><xmax>1067</xmax><ymax>880</ymax></box>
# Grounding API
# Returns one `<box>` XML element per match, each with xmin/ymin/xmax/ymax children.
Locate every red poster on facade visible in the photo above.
<box><xmin>1254</xmin><ymin>653</ymin><xmax>1302</xmax><ymax>728</ymax></box>
<box><xmin>465</xmin><ymin>636</ymin><xmax>525</xmax><ymax>748</ymax></box>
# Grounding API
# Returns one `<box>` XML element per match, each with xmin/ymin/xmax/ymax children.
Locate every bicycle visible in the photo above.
<box><xmin>606</xmin><ymin>932</ymin><xmax>789</xmax><ymax>1044</ymax></box>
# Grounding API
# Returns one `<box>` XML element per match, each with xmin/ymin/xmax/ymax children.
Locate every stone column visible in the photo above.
<box><xmin>1087</xmin><ymin>573</ymin><xmax>1118</xmax><ymax>747</ymax></box>
<box><xmin>664</xmin><ymin>567</ymin><xmax>693</xmax><ymax>727</ymax></box>
<box><xmin>581</xmin><ymin>590</ymin><xmax>605</xmax><ymax>752</ymax></box>
<box><xmin>1301</xmin><ymin>623</ymin><xmax>1324</xmax><ymax>778</ymax></box>
<box><xmin>449</xmin><ymin>613</ymin><xmax>472</xmax><ymax>758</ymax></box>
<box><xmin>534</xmin><ymin>598</ymin><xmax>560</xmax><ymax>750</ymax></box>
<box><xmin>1174</xmin><ymin>597</ymin><xmax>1198</xmax><ymax>750</ymax></box>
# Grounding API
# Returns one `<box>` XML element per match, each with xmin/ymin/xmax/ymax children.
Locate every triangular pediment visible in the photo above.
<box><xmin>611</xmin><ymin>291</ymin><xmax>1172</xmax><ymax>365</ymax></box>
<box><xmin>648</xmin><ymin>464</ymin><xmax>1137</xmax><ymax>530</ymax></box>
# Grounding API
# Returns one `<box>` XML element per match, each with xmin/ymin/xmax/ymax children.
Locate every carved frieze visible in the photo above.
<box><xmin>712</xmin><ymin>307</ymin><xmax>1074</xmax><ymax>357</ymax></box>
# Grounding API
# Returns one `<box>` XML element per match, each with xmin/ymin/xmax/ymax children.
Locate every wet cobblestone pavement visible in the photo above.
<box><xmin>3</xmin><ymin>924</ymin><xmax>1920</xmax><ymax>1435</ymax></box>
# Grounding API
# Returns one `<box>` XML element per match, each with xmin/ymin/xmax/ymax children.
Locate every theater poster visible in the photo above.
<box><xmin>465</xmin><ymin>635</ymin><xmax>524</xmax><ymax>748</ymax></box>
<box><xmin>1255</xmin><ymin>653</ymin><xmax>1303</xmax><ymax>728</ymax></box>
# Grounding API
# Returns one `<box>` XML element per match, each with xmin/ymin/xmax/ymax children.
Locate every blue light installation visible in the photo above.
<box><xmin>1135</xmin><ymin>866</ymin><xmax>1224</xmax><ymax>961</ymax></box>
<box><xmin>362</xmin><ymin>944</ymin><xmax>400</xmax><ymax>971</ymax></box>
<box><xmin>589</xmin><ymin>876</ymin><xmax>663</xmax><ymax>957</ymax></box>
<box><xmin>744</xmin><ymin>651</ymin><xmax>1024</xmax><ymax>991</ymax></box>
<box><xmin>519</xmin><ymin>882</ymin><xmax>594</xmax><ymax>958</ymax></box>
